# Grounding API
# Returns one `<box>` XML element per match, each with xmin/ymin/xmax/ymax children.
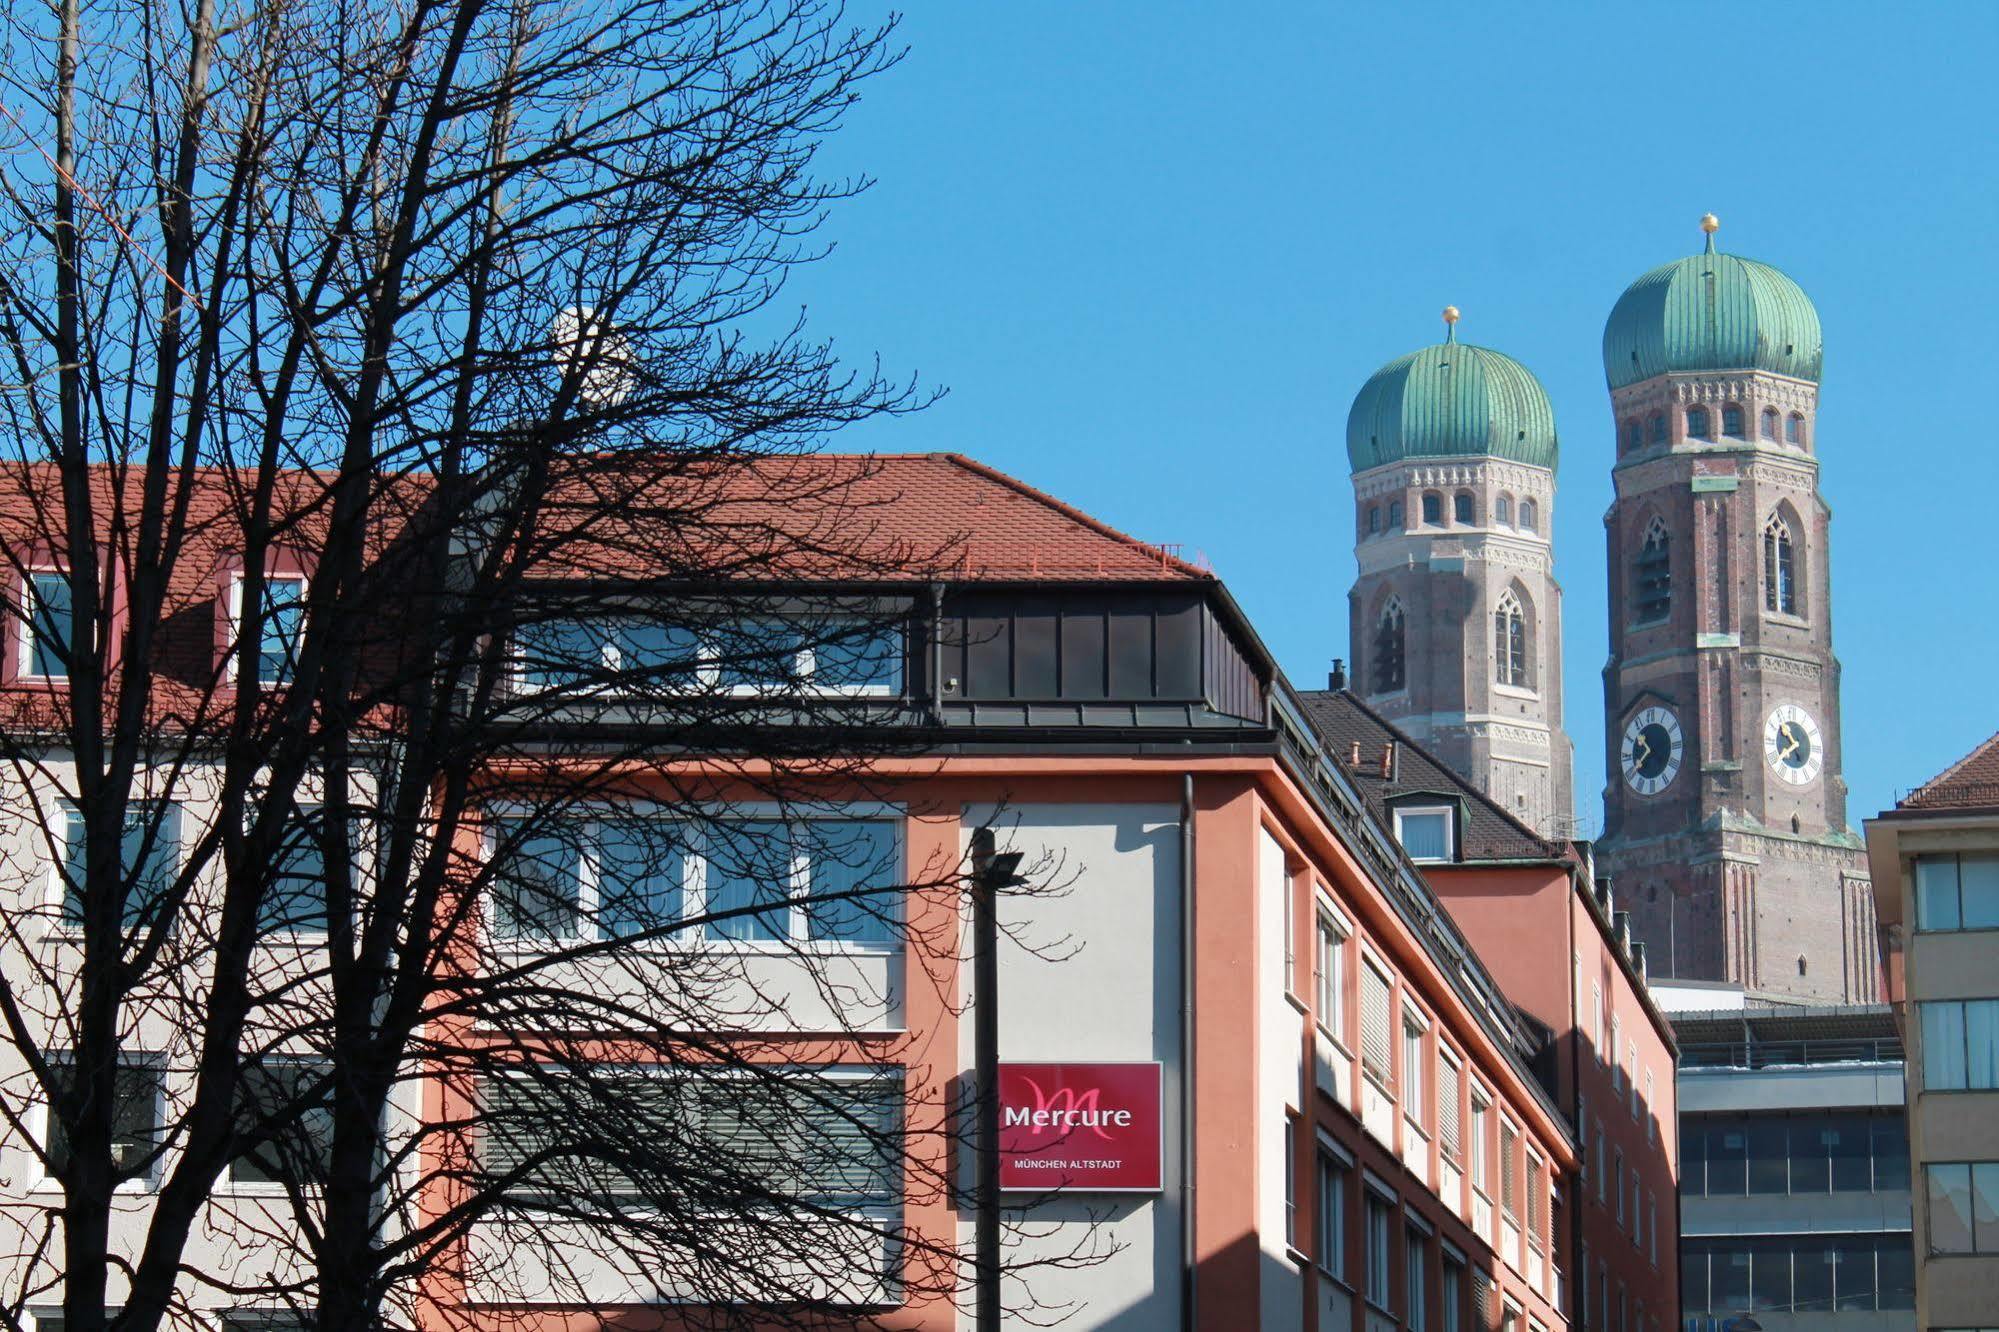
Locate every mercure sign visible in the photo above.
<box><xmin>997</xmin><ymin>1062</ymin><xmax>1162</xmax><ymax>1192</ymax></box>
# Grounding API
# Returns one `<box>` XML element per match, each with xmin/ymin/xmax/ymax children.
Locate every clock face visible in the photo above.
<box><xmin>1620</xmin><ymin>705</ymin><xmax>1684</xmax><ymax>796</ymax></box>
<box><xmin>1764</xmin><ymin>703</ymin><xmax>1825</xmax><ymax>786</ymax></box>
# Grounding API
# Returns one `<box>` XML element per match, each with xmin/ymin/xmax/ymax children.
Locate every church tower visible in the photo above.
<box><xmin>1347</xmin><ymin>310</ymin><xmax>1575</xmax><ymax>837</ymax></box>
<box><xmin>1596</xmin><ymin>217</ymin><xmax>1874</xmax><ymax>1004</ymax></box>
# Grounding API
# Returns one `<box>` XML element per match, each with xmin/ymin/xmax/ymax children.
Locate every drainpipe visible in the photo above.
<box><xmin>1181</xmin><ymin>771</ymin><xmax>1198</xmax><ymax>1332</ymax></box>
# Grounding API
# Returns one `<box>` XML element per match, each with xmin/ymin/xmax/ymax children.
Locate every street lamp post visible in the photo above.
<box><xmin>969</xmin><ymin>828</ymin><xmax>1024</xmax><ymax>1328</ymax></box>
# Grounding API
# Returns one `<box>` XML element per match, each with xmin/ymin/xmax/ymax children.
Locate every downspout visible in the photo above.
<box><xmin>1181</xmin><ymin>771</ymin><xmax>1198</xmax><ymax>1332</ymax></box>
<box><xmin>927</xmin><ymin>581</ymin><xmax>945</xmax><ymax>726</ymax></box>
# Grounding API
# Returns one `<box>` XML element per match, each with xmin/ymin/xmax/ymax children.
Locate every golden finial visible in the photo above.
<box><xmin>1700</xmin><ymin>213</ymin><xmax>1720</xmax><ymax>234</ymax></box>
<box><xmin>1442</xmin><ymin>305</ymin><xmax>1460</xmax><ymax>342</ymax></box>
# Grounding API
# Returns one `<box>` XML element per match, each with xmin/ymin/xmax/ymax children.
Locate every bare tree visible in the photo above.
<box><xmin>0</xmin><ymin>2</ymin><xmax>1084</xmax><ymax>1329</ymax></box>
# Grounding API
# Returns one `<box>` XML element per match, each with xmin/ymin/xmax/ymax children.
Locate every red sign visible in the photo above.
<box><xmin>997</xmin><ymin>1062</ymin><xmax>1162</xmax><ymax>1193</ymax></box>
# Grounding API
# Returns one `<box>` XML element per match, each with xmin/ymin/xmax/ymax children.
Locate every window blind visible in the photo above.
<box><xmin>1362</xmin><ymin>962</ymin><xmax>1393</xmax><ymax>1083</ymax></box>
<box><xmin>1438</xmin><ymin>1052</ymin><xmax>1462</xmax><ymax>1161</ymax></box>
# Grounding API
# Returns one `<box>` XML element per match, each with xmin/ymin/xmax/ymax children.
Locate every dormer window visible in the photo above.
<box><xmin>514</xmin><ymin>614</ymin><xmax>901</xmax><ymax>698</ymax></box>
<box><xmin>23</xmin><ymin>570</ymin><xmax>72</xmax><ymax>679</ymax></box>
<box><xmin>1392</xmin><ymin>804</ymin><xmax>1455</xmax><ymax>863</ymax></box>
<box><xmin>251</xmin><ymin>576</ymin><xmax>306</xmax><ymax>684</ymax></box>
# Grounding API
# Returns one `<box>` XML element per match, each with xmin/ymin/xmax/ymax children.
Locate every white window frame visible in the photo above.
<box><xmin>1402</xmin><ymin>1003</ymin><xmax>1430</xmax><ymax>1132</ymax></box>
<box><xmin>220</xmin><ymin>1055</ymin><xmax>335</xmax><ymax>1194</ymax></box>
<box><xmin>19</xmin><ymin>566</ymin><xmax>72</xmax><ymax>681</ymax></box>
<box><xmin>44</xmin><ymin>798</ymin><xmax>182</xmax><ymax>935</ymax></box>
<box><xmin>484</xmin><ymin>801</ymin><xmax>904</xmax><ymax>955</ymax></box>
<box><xmin>226</xmin><ymin>571</ymin><xmax>308</xmax><ymax>685</ymax></box>
<box><xmin>1392</xmin><ymin>804</ymin><xmax>1455</xmax><ymax>863</ymax></box>
<box><xmin>1314</xmin><ymin>894</ymin><xmax>1351</xmax><ymax>1046</ymax></box>
<box><xmin>1469</xmin><ymin>1083</ymin><xmax>1492</xmax><ymax>1196</ymax></box>
<box><xmin>32</xmin><ymin>1051</ymin><xmax>166</xmax><ymax>1193</ymax></box>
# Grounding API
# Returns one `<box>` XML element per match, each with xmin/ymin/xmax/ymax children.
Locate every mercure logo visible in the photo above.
<box><xmin>1001</xmin><ymin>1076</ymin><xmax>1134</xmax><ymax>1140</ymax></box>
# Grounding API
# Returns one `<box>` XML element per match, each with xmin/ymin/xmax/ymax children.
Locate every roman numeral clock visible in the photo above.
<box><xmin>1619</xmin><ymin>705</ymin><xmax>1683</xmax><ymax>797</ymax></box>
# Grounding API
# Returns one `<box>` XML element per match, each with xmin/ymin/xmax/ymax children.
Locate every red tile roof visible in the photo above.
<box><xmin>528</xmin><ymin>452</ymin><xmax>1213</xmax><ymax>584</ymax></box>
<box><xmin>1901</xmin><ymin>731</ymin><xmax>1999</xmax><ymax>810</ymax></box>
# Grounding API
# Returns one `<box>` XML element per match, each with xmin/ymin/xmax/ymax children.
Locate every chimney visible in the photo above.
<box><xmin>1349</xmin><ymin>741</ymin><xmax>1362</xmax><ymax>767</ymax></box>
<box><xmin>1630</xmin><ymin>940</ymin><xmax>1648</xmax><ymax>983</ymax></box>
<box><xmin>1613</xmin><ymin>910</ymin><xmax>1631</xmax><ymax>953</ymax></box>
<box><xmin>1328</xmin><ymin>658</ymin><xmax>1347</xmax><ymax>690</ymax></box>
<box><xmin>1380</xmin><ymin>741</ymin><xmax>1398</xmax><ymax>781</ymax></box>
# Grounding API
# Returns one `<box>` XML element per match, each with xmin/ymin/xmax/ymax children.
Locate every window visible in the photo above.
<box><xmin>1368</xmin><ymin>505</ymin><xmax>1382</xmax><ymax>535</ymax></box>
<box><xmin>516</xmin><ymin>615</ymin><xmax>903</xmax><ymax>697</ymax></box>
<box><xmin>1438</xmin><ymin>1048</ymin><xmax>1463</xmax><ymax>1165</ymax></box>
<box><xmin>1470</xmin><ymin>1089</ymin><xmax>1491</xmax><ymax>1195</ymax></box>
<box><xmin>1372</xmin><ymin>597</ymin><xmax>1406</xmax><ymax>694</ymax></box>
<box><xmin>1646</xmin><ymin>412</ymin><xmax>1665</xmax><ymax>446</ymax></box>
<box><xmin>1422</xmin><ymin>492</ymin><xmax>1443</xmax><ymax>525</ymax></box>
<box><xmin>1453</xmin><ymin>493</ymin><xmax>1474</xmax><ymax>525</ymax></box>
<box><xmin>1761</xmin><ymin>407</ymin><xmax>1779</xmax><ymax>440</ymax></box>
<box><xmin>228</xmin><ymin>1060</ymin><xmax>334</xmax><ymax>1184</ymax></box>
<box><xmin>1526</xmin><ymin>1150</ymin><xmax>1547</xmax><ymax>1251</ymax></box>
<box><xmin>1786</xmin><ymin>413</ymin><xmax>1805</xmax><ymax>444</ymax></box>
<box><xmin>1518</xmin><ymin>499</ymin><xmax>1537</xmax><ymax>532</ymax></box>
<box><xmin>486</xmin><ymin>1067</ymin><xmax>900</xmax><ymax>1208</ymax></box>
<box><xmin>261</xmin><ymin>803</ymin><xmax>329</xmax><ymax>933</ymax></box>
<box><xmin>1629</xmin><ymin>1167</ymin><xmax>1641</xmax><ymax>1241</ymax></box>
<box><xmin>1921</xmin><ymin>1000</ymin><xmax>1999</xmax><ymax>1090</ymax></box>
<box><xmin>1722</xmin><ymin>404</ymin><xmax>1744</xmax><ymax>437</ymax></box>
<box><xmin>1407</xmin><ymin>1224</ymin><xmax>1429</xmax><ymax>1331</ymax></box>
<box><xmin>23</xmin><ymin>570</ymin><xmax>72</xmax><ymax>678</ymax></box>
<box><xmin>1361</xmin><ymin>959</ymin><xmax>1394</xmax><ymax>1089</ymax></box>
<box><xmin>490</xmin><ymin>813</ymin><xmax>898</xmax><ymax>948</ymax></box>
<box><xmin>1393</xmin><ymin>805</ymin><xmax>1453</xmax><ymax>863</ymax></box>
<box><xmin>1389</xmin><ymin>500</ymin><xmax>1404</xmax><ymax>529</ymax></box>
<box><xmin>1364</xmin><ymin>1190</ymin><xmax>1393</xmax><ymax>1311</ymax></box>
<box><xmin>58</xmin><ymin>802</ymin><xmax>180</xmax><ymax>932</ymax></box>
<box><xmin>1621</xmin><ymin>421</ymin><xmax>1641</xmax><ymax>453</ymax></box>
<box><xmin>1493</xmin><ymin>590</ymin><xmax>1528</xmax><ymax>687</ymax></box>
<box><xmin>1403</xmin><ymin>1007</ymin><xmax>1427</xmax><ymax>1130</ymax></box>
<box><xmin>1644</xmin><ymin>1070</ymin><xmax>1655</xmax><ymax>1141</ymax></box>
<box><xmin>236</xmin><ymin>574</ymin><xmax>306</xmax><ymax>684</ymax></box>
<box><xmin>1687</xmin><ymin>406</ymin><xmax>1711</xmax><ymax>440</ymax></box>
<box><xmin>1495</xmin><ymin>495</ymin><xmax>1512</xmax><ymax>526</ymax></box>
<box><xmin>1593</xmin><ymin>983</ymin><xmax>1604</xmax><ymax>1059</ymax></box>
<box><xmin>1316</xmin><ymin>1147</ymin><xmax>1347</xmax><ymax>1276</ymax></box>
<box><xmin>1914</xmin><ymin>853</ymin><xmax>1999</xmax><ymax>931</ymax></box>
<box><xmin>1610</xmin><ymin>1015</ymin><xmax>1622</xmax><ymax>1091</ymax></box>
<box><xmin>1764</xmin><ymin>514</ymin><xmax>1799</xmax><ymax>615</ymax></box>
<box><xmin>1499</xmin><ymin>1119</ymin><xmax>1520</xmax><ymax>1221</ymax></box>
<box><xmin>1632</xmin><ymin>515</ymin><xmax>1670</xmax><ymax>623</ymax></box>
<box><xmin>1315</xmin><ymin>908</ymin><xmax>1347</xmax><ymax>1040</ymax></box>
<box><xmin>1441</xmin><ymin>1250</ymin><xmax>1465</xmax><ymax>1332</ymax></box>
<box><xmin>44</xmin><ymin>1055</ymin><xmax>162</xmax><ymax>1184</ymax></box>
<box><xmin>1285</xmin><ymin>1118</ymin><xmax>1298</xmax><ymax>1247</ymax></box>
<box><xmin>1596</xmin><ymin>1126</ymin><xmax>1607</xmax><ymax>1201</ymax></box>
<box><xmin>1613</xmin><ymin>1146</ymin><xmax>1625</xmax><ymax>1222</ymax></box>
<box><xmin>1681</xmin><ymin>1234</ymin><xmax>1916</xmax><ymax>1313</ymax></box>
<box><xmin>1647</xmin><ymin>1193</ymin><xmax>1657</xmax><ymax>1265</ymax></box>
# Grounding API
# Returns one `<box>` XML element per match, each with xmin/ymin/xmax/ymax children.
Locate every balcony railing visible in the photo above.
<box><xmin>1678</xmin><ymin>1037</ymin><xmax>1902</xmax><ymax>1069</ymax></box>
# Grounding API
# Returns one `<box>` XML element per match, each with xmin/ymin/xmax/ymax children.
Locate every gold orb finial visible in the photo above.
<box><xmin>1700</xmin><ymin>213</ymin><xmax>1720</xmax><ymax>235</ymax></box>
<box><xmin>1442</xmin><ymin>305</ymin><xmax>1461</xmax><ymax>325</ymax></box>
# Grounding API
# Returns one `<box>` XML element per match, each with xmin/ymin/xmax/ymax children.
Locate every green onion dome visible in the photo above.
<box><xmin>1602</xmin><ymin>217</ymin><xmax>1822</xmax><ymax>391</ymax></box>
<box><xmin>1346</xmin><ymin>312</ymin><xmax>1559</xmax><ymax>473</ymax></box>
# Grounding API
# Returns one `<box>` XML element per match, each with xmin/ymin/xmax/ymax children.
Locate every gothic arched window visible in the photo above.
<box><xmin>1687</xmin><ymin>407</ymin><xmax>1711</xmax><ymax>440</ymax></box>
<box><xmin>1519</xmin><ymin>499</ymin><xmax>1538</xmax><ymax>532</ymax></box>
<box><xmin>1422</xmin><ymin>493</ymin><xmax>1443</xmax><ymax>525</ymax></box>
<box><xmin>1786</xmin><ymin>413</ymin><xmax>1806</xmax><ymax>445</ymax></box>
<box><xmin>1764</xmin><ymin>513</ymin><xmax>1801</xmax><ymax>615</ymax></box>
<box><xmin>1647</xmin><ymin>413</ymin><xmax>1666</xmax><ymax>446</ymax></box>
<box><xmin>1760</xmin><ymin>408</ymin><xmax>1779</xmax><ymax>440</ymax></box>
<box><xmin>1367</xmin><ymin>505</ymin><xmax>1381</xmax><ymax>536</ymax></box>
<box><xmin>1495</xmin><ymin>495</ymin><xmax>1513</xmax><ymax>526</ymax></box>
<box><xmin>1622</xmin><ymin>421</ymin><xmax>1642</xmax><ymax>453</ymax></box>
<box><xmin>1494</xmin><ymin>590</ymin><xmax>1529</xmax><ymax>687</ymax></box>
<box><xmin>1633</xmin><ymin>515</ymin><xmax>1671</xmax><ymax>624</ymax></box>
<box><xmin>1454</xmin><ymin>492</ymin><xmax>1475</xmax><ymax>525</ymax></box>
<box><xmin>1388</xmin><ymin>500</ymin><xmax>1404</xmax><ymax>529</ymax></box>
<box><xmin>1373</xmin><ymin>598</ymin><xmax>1406</xmax><ymax>694</ymax></box>
<box><xmin>1722</xmin><ymin>404</ymin><xmax>1744</xmax><ymax>438</ymax></box>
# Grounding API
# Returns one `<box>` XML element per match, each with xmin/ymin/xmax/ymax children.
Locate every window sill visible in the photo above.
<box><xmin>491</xmin><ymin>939</ymin><xmax>902</xmax><ymax>958</ymax></box>
<box><xmin>1316</xmin><ymin>1024</ymin><xmax>1352</xmax><ymax>1059</ymax></box>
<box><xmin>1762</xmin><ymin>611</ymin><xmax>1810</xmax><ymax>629</ymax></box>
<box><xmin>1492</xmin><ymin>683</ymin><xmax>1540</xmax><ymax>702</ymax></box>
<box><xmin>1284</xmin><ymin>991</ymin><xmax>1310</xmax><ymax>1019</ymax></box>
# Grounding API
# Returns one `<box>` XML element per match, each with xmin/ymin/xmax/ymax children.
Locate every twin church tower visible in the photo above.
<box><xmin>1342</xmin><ymin>216</ymin><xmax>1874</xmax><ymax>1004</ymax></box>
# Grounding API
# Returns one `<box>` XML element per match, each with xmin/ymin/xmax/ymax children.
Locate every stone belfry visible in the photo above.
<box><xmin>1596</xmin><ymin>216</ymin><xmax>1874</xmax><ymax>1004</ymax></box>
<box><xmin>1345</xmin><ymin>309</ymin><xmax>1576</xmax><ymax>837</ymax></box>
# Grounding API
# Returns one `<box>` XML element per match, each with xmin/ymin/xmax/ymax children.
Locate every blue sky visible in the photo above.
<box><xmin>787</xmin><ymin>3</ymin><xmax>1999</xmax><ymax>831</ymax></box>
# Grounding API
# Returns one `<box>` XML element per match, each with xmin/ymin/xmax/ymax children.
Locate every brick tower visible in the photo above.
<box><xmin>1346</xmin><ymin>309</ymin><xmax>1575</xmax><ymax>838</ymax></box>
<box><xmin>1596</xmin><ymin>216</ymin><xmax>1875</xmax><ymax>1003</ymax></box>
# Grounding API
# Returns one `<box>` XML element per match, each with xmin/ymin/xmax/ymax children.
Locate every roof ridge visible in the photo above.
<box><xmin>929</xmin><ymin>452</ymin><xmax>1212</xmax><ymax>580</ymax></box>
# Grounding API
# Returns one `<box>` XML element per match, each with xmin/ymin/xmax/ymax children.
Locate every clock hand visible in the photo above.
<box><xmin>1634</xmin><ymin>733</ymin><xmax>1651</xmax><ymax>765</ymax></box>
